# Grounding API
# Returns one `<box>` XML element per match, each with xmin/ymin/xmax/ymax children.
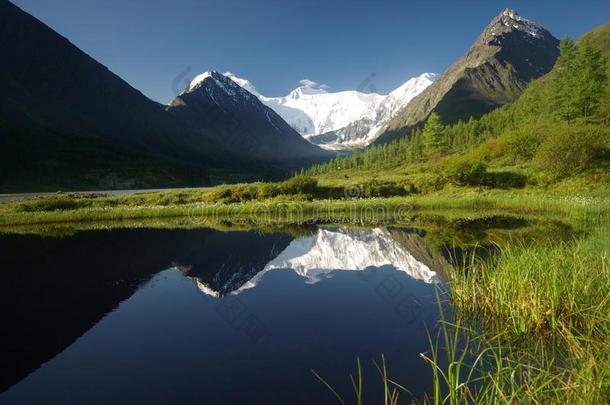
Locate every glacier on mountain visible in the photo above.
<box><xmin>222</xmin><ymin>72</ymin><xmax>436</xmax><ymax>149</ymax></box>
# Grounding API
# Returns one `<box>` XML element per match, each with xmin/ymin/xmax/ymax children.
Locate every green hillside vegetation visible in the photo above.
<box><xmin>304</xmin><ymin>26</ymin><xmax>610</xmax><ymax>196</ymax></box>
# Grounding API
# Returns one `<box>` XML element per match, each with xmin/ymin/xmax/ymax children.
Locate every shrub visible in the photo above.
<box><xmin>203</xmin><ymin>186</ymin><xmax>236</xmax><ymax>203</ymax></box>
<box><xmin>483</xmin><ymin>171</ymin><xmax>528</xmax><ymax>189</ymax></box>
<box><xmin>442</xmin><ymin>157</ymin><xmax>487</xmax><ymax>186</ymax></box>
<box><xmin>202</xmin><ymin>176</ymin><xmax>320</xmax><ymax>204</ymax></box>
<box><xmin>402</xmin><ymin>174</ymin><xmax>445</xmax><ymax>194</ymax></box>
<box><xmin>15</xmin><ymin>197</ymin><xmax>86</xmax><ymax>212</ymax></box>
<box><xmin>279</xmin><ymin>175</ymin><xmax>318</xmax><ymax>195</ymax></box>
<box><xmin>470</xmin><ymin>127</ymin><xmax>546</xmax><ymax>164</ymax></box>
<box><xmin>230</xmin><ymin>184</ymin><xmax>259</xmax><ymax>202</ymax></box>
<box><xmin>361</xmin><ymin>180</ymin><xmax>404</xmax><ymax>198</ymax></box>
<box><xmin>535</xmin><ymin>125</ymin><xmax>609</xmax><ymax>178</ymax></box>
<box><xmin>257</xmin><ymin>182</ymin><xmax>281</xmax><ymax>199</ymax></box>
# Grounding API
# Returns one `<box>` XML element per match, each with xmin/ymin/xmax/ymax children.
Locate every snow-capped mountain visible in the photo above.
<box><xmin>166</xmin><ymin>71</ymin><xmax>331</xmax><ymax>165</ymax></box>
<box><xmin>187</xmin><ymin>228</ymin><xmax>440</xmax><ymax>298</ymax></box>
<box><xmin>223</xmin><ymin>72</ymin><xmax>436</xmax><ymax>150</ymax></box>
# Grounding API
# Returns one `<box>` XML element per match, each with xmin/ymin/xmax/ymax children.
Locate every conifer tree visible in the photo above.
<box><xmin>422</xmin><ymin>112</ymin><xmax>445</xmax><ymax>154</ymax></box>
<box><xmin>574</xmin><ymin>40</ymin><xmax>606</xmax><ymax>120</ymax></box>
<box><xmin>551</xmin><ymin>37</ymin><xmax>579</xmax><ymax>123</ymax></box>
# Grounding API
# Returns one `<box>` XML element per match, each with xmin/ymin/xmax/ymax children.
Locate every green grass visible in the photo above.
<box><xmin>313</xmin><ymin>217</ymin><xmax>609</xmax><ymax>404</ymax></box>
<box><xmin>443</xmin><ymin>223</ymin><xmax>609</xmax><ymax>404</ymax></box>
<box><xmin>1</xmin><ymin>188</ymin><xmax>609</xmax><ymax>228</ymax></box>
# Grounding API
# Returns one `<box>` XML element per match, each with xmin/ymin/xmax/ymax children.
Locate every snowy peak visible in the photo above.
<box><xmin>287</xmin><ymin>80</ymin><xmax>329</xmax><ymax>98</ymax></box>
<box><xmin>187</xmin><ymin>70</ymin><xmax>225</xmax><ymax>92</ymax></box>
<box><xmin>167</xmin><ymin>69</ymin><xmax>330</xmax><ymax>162</ymax></box>
<box><xmin>184</xmin><ymin>70</ymin><xmax>256</xmax><ymax>101</ymax></box>
<box><xmin>223</xmin><ymin>71</ymin><xmax>262</xmax><ymax>97</ymax></box>
<box><xmin>184</xmin><ymin>227</ymin><xmax>442</xmax><ymax>299</ymax></box>
<box><xmin>221</xmin><ymin>72</ymin><xmax>435</xmax><ymax>149</ymax></box>
<box><xmin>389</xmin><ymin>73</ymin><xmax>437</xmax><ymax>98</ymax></box>
<box><xmin>266</xmin><ymin>228</ymin><xmax>439</xmax><ymax>283</ymax></box>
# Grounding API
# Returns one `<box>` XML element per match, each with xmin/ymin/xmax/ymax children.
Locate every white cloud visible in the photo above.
<box><xmin>299</xmin><ymin>79</ymin><xmax>318</xmax><ymax>87</ymax></box>
<box><xmin>299</xmin><ymin>79</ymin><xmax>329</xmax><ymax>89</ymax></box>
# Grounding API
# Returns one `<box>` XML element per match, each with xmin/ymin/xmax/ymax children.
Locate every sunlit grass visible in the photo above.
<box><xmin>315</xmin><ymin>222</ymin><xmax>610</xmax><ymax>404</ymax></box>
<box><xmin>0</xmin><ymin>191</ymin><xmax>608</xmax><ymax>227</ymax></box>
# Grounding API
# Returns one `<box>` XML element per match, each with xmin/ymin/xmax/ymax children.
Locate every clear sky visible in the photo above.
<box><xmin>10</xmin><ymin>0</ymin><xmax>609</xmax><ymax>103</ymax></box>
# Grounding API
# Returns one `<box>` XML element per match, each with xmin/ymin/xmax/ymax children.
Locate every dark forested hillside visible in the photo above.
<box><xmin>0</xmin><ymin>2</ymin><xmax>329</xmax><ymax>192</ymax></box>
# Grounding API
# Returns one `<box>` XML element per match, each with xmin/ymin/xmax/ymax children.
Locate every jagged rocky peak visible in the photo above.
<box><xmin>375</xmin><ymin>7</ymin><xmax>559</xmax><ymax>144</ymax></box>
<box><xmin>485</xmin><ymin>8</ymin><xmax>551</xmax><ymax>39</ymax></box>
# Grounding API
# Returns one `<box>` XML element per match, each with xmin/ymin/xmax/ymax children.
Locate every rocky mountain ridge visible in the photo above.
<box><xmin>375</xmin><ymin>8</ymin><xmax>560</xmax><ymax>144</ymax></box>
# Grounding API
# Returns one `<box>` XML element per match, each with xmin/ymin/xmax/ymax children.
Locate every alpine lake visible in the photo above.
<box><xmin>0</xmin><ymin>211</ymin><xmax>583</xmax><ymax>404</ymax></box>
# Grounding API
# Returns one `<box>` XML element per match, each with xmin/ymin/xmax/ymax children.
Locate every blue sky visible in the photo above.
<box><xmin>11</xmin><ymin>0</ymin><xmax>609</xmax><ymax>103</ymax></box>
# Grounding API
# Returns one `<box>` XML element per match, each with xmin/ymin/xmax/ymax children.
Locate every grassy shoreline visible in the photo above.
<box><xmin>437</xmin><ymin>222</ymin><xmax>610</xmax><ymax>404</ymax></box>
<box><xmin>0</xmin><ymin>190</ymin><xmax>608</xmax><ymax>228</ymax></box>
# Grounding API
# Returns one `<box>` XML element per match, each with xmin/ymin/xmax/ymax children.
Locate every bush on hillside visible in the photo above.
<box><xmin>202</xmin><ymin>176</ymin><xmax>319</xmax><ymax>204</ymax></box>
<box><xmin>442</xmin><ymin>157</ymin><xmax>487</xmax><ymax>186</ymax></box>
<box><xmin>402</xmin><ymin>173</ymin><xmax>446</xmax><ymax>194</ymax></box>
<box><xmin>15</xmin><ymin>197</ymin><xmax>87</xmax><ymax>212</ymax></box>
<box><xmin>483</xmin><ymin>171</ymin><xmax>528</xmax><ymax>188</ymax></box>
<box><xmin>279</xmin><ymin>175</ymin><xmax>318</xmax><ymax>195</ymax></box>
<box><xmin>257</xmin><ymin>182</ymin><xmax>282</xmax><ymax>199</ymax></box>
<box><xmin>535</xmin><ymin>126</ymin><xmax>609</xmax><ymax>178</ymax></box>
<box><xmin>361</xmin><ymin>180</ymin><xmax>405</xmax><ymax>198</ymax></box>
<box><xmin>471</xmin><ymin>127</ymin><xmax>544</xmax><ymax>164</ymax></box>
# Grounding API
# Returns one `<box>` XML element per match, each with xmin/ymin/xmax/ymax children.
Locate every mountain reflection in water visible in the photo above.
<box><xmin>0</xmin><ymin>224</ymin><xmax>478</xmax><ymax>404</ymax></box>
<box><xmin>187</xmin><ymin>228</ymin><xmax>442</xmax><ymax>299</ymax></box>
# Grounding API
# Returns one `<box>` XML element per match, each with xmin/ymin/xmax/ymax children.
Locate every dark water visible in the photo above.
<box><xmin>0</xmin><ymin>219</ymin><xmax>568</xmax><ymax>404</ymax></box>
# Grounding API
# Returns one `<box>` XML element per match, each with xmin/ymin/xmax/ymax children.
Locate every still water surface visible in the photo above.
<box><xmin>0</xmin><ymin>220</ymin><xmax>545</xmax><ymax>404</ymax></box>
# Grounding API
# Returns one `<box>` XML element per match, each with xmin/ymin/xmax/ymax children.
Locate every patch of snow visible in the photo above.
<box><xmin>188</xmin><ymin>71</ymin><xmax>213</xmax><ymax>91</ymax></box>
<box><xmin>499</xmin><ymin>9</ymin><xmax>541</xmax><ymax>38</ymax></box>
<box><xmin>193</xmin><ymin>278</ymin><xmax>221</xmax><ymax>297</ymax></box>
<box><xmin>224</xmin><ymin>72</ymin><xmax>262</xmax><ymax>98</ymax></box>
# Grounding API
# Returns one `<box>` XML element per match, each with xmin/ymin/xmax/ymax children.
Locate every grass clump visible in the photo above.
<box><xmin>201</xmin><ymin>175</ymin><xmax>319</xmax><ymax>203</ymax></box>
<box><xmin>437</xmin><ymin>222</ymin><xmax>610</xmax><ymax>404</ymax></box>
<box><xmin>449</xmin><ymin>228</ymin><xmax>610</xmax><ymax>342</ymax></box>
<box><xmin>315</xmin><ymin>223</ymin><xmax>610</xmax><ymax>404</ymax></box>
<box><xmin>14</xmin><ymin>197</ymin><xmax>89</xmax><ymax>212</ymax></box>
